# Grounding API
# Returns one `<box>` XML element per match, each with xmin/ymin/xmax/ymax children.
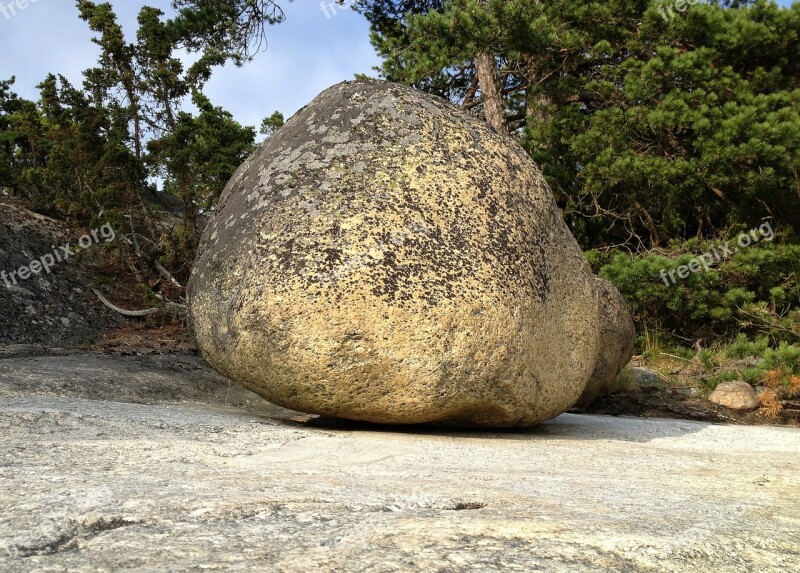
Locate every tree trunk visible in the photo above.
<box><xmin>474</xmin><ymin>52</ymin><xmax>506</xmax><ymax>134</ymax></box>
<box><xmin>526</xmin><ymin>86</ymin><xmax>551</xmax><ymax>124</ymax></box>
<box><xmin>522</xmin><ymin>53</ymin><xmax>552</xmax><ymax>126</ymax></box>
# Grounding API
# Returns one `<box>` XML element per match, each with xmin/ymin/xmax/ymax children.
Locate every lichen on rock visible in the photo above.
<box><xmin>188</xmin><ymin>80</ymin><xmax>633</xmax><ymax>427</ymax></box>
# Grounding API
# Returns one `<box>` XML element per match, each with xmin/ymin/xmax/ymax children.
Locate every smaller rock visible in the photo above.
<box><xmin>708</xmin><ymin>380</ymin><xmax>759</xmax><ymax>411</ymax></box>
<box><xmin>633</xmin><ymin>367</ymin><xmax>665</xmax><ymax>388</ymax></box>
<box><xmin>670</xmin><ymin>386</ymin><xmax>702</xmax><ymax>398</ymax></box>
<box><xmin>573</xmin><ymin>278</ymin><xmax>636</xmax><ymax>409</ymax></box>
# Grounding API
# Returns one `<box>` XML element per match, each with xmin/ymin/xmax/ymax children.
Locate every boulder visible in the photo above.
<box><xmin>632</xmin><ymin>366</ymin><xmax>666</xmax><ymax>388</ymax></box>
<box><xmin>574</xmin><ymin>278</ymin><xmax>636</xmax><ymax>408</ymax></box>
<box><xmin>188</xmin><ymin>80</ymin><xmax>633</xmax><ymax>427</ymax></box>
<box><xmin>708</xmin><ymin>380</ymin><xmax>759</xmax><ymax>411</ymax></box>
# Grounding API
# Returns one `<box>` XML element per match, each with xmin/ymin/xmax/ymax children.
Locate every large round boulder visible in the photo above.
<box><xmin>188</xmin><ymin>80</ymin><xmax>629</xmax><ymax>427</ymax></box>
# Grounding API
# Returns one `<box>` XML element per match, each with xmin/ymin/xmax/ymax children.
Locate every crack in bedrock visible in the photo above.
<box><xmin>14</xmin><ymin>517</ymin><xmax>139</xmax><ymax>557</ymax></box>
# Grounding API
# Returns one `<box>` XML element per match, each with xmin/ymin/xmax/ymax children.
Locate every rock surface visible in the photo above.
<box><xmin>709</xmin><ymin>380</ymin><xmax>760</xmax><ymax>411</ymax></box>
<box><xmin>188</xmin><ymin>80</ymin><xmax>631</xmax><ymax>427</ymax></box>
<box><xmin>1</xmin><ymin>351</ymin><xmax>798</xmax><ymax>572</ymax></box>
<box><xmin>0</xmin><ymin>198</ymin><xmax>114</xmax><ymax>345</ymax></box>
<box><xmin>633</xmin><ymin>366</ymin><xmax>667</xmax><ymax>388</ymax></box>
<box><xmin>574</xmin><ymin>277</ymin><xmax>636</xmax><ymax>408</ymax></box>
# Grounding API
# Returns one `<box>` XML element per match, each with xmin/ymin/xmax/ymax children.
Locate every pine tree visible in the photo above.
<box><xmin>1</xmin><ymin>1</ymin><xmax>289</xmax><ymax>288</ymax></box>
<box><xmin>356</xmin><ymin>0</ymin><xmax>799</xmax><ymax>248</ymax></box>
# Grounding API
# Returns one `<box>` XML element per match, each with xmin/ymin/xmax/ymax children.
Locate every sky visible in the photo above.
<box><xmin>0</xmin><ymin>0</ymin><xmax>381</xmax><ymax>133</ymax></box>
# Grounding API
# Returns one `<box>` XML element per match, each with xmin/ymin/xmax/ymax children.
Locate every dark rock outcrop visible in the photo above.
<box><xmin>0</xmin><ymin>199</ymin><xmax>113</xmax><ymax>345</ymax></box>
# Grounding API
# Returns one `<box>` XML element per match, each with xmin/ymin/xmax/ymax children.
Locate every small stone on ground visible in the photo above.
<box><xmin>709</xmin><ymin>380</ymin><xmax>760</xmax><ymax>411</ymax></box>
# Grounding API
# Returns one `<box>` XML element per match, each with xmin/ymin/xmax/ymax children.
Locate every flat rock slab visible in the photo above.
<box><xmin>0</xmin><ymin>352</ymin><xmax>798</xmax><ymax>572</ymax></box>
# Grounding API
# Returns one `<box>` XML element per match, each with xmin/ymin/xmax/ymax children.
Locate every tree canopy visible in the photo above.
<box><xmin>356</xmin><ymin>0</ymin><xmax>800</xmax><ymax>249</ymax></box>
<box><xmin>1</xmin><ymin>1</ymin><xmax>288</xmax><ymax>283</ymax></box>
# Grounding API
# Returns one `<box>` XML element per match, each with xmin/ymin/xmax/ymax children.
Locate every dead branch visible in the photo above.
<box><xmin>93</xmin><ymin>289</ymin><xmax>158</xmax><ymax>318</ymax></box>
<box><xmin>154</xmin><ymin>261</ymin><xmax>183</xmax><ymax>288</ymax></box>
<box><xmin>93</xmin><ymin>289</ymin><xmax>186</xmax><ymax>318</ymax></box>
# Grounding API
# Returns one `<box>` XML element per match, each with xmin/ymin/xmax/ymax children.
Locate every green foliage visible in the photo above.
<box><xmin>550</xmin><ymin>1</ymin><xmax>800</xmax><ymax>247</ymax></box>
<box><xmin>170</xmin><ymin>0</ymin><xmax>289</xmax><ymax>68</ymax></box>
<box><xmin>0</xmin><ymin>77</ymin><xmax>22</xmax><ymax>189</ymax></box>
<box><xmin>148</xmin><ymin>90</ymin><xmax>256</xmax><ymax>212</ymax></box>
<box><xmin>699</xmin><ymin>338</ymin><xmax>800</xmax><ymax>392</ymax></box>
<box><xmin>697</xmin><ymin>348</ymin><xmax>718</xmax><ymax>370</ymax></box>
<box><xmin>591</xmin><ymin>237</ymin><xmax>800</xmax><ymax>345</ymax></box>
<box><xmin>260</xmin><ymin>111</ymin><xmax>284</xmax><ymax>139</ymax></box>
<box><xmin>760</xmin><ymin>343</ymin><xmax>800</xmax><ymax>376</ymax></box>
<box><xmin>1</xmin><ymin>2</ymin><xmax>285</xmax><ymax>285</ymax></box>
<box><xmin>740</xmin><ymin>368</ymin><xmax>765</xmax><ymax>386</ymax></box>
<box><xmin>726</xmin><ymin>334</ymin><xmax>771</xmax><ymax>359</ymax></box>
<box><xmin>0</xmin><ymin>74</ymin><xmax>144</xmax><ymax>217</ymax></box>
<box><xmin>359</xmin><ymin>0</ymin><xmax>800</xmax><ymax>248</ymax></box>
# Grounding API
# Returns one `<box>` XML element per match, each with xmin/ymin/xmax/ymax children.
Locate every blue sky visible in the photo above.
<box><xmin>0</xmin><ymin>0</ymin><xmax>796</xmax><ymax>134</ymax></box>
<box><xmin>0</xmin><ymin>0</ymin><xmax>381</xmax><ymax>133</ymax></box>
